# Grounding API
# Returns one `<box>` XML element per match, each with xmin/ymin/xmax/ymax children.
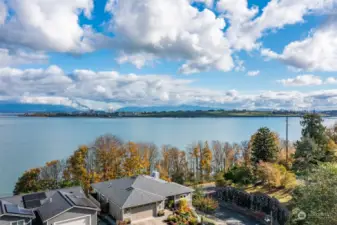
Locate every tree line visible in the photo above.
<box><xmin>13</xmin><ymin>113</ymin><xmax>337</xmax><ymax>225</ymax></box>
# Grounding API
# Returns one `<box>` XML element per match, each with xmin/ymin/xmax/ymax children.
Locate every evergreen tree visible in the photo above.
<box><xmin>300</xmin><ymin>113</ymin><xmax>328</xmax><ymax>147</ymax></box>
<box><xmin>251</xmin><ymin>127</ymin><xmax>279</xmax><ymax>164</ymax></box>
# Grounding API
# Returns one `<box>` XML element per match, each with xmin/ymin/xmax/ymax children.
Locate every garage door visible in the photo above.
<box><xmin>130</xmin><ymin>204</ymin><xmax>155</xmax><ymax>221</ymax></box>
<box><xmin>55</xmin><ymin>216</ymin><xmax>90</xmax><ymax>225</ymax></box>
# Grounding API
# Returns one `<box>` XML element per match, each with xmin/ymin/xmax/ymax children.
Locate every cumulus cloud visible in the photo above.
<box><xmin>0</xmin><ymin>48</ymin><xmax>48</xmax><ymax>67</ymax></box>
<box><xmin>0</xmin><ymin>0</ymin><xmax>7</xmax><ymax>25</ymax></box>
<box><xmin>0</xmin><ymin>0</ymin><xmax>102</xmax><ymax>53</ymax></box>
<box><xmin>219</xmin><ymin>0</ymin><xmax>337</xmax><ymax>51</ymax></box>
<box><xmin>261</xmin><ymin>17</ymin><xmax>337</xmax><ymax>72</ymax></box>
<box><xmin>105</xmin><ymin>0</ymin><xmax>234</xmax><ymax>74</ymax></box>
<box><xmin>326</xmin><ymin>77</ymin><xmax>337</xmax><ymax>84</ymax></box>
<box><xmin>247</xmin><ymin>70</ymin><xmax>260</xmax><ymax>77</ymax></box>
<box><xmin>1</xmin><ymin>65</ymin><xmax>337</xmax><ymax>110</ymax></box>
<box><xmin>277</xmin><ymin>74</ymin><xmax>323</xmax><ymax>86</ymax></box>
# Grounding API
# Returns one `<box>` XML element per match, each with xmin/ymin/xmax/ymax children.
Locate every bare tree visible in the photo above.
<box><xmin>212</xmin><ymin>140</ymin><xmax>223</xmax><ymax>172</ymax></box>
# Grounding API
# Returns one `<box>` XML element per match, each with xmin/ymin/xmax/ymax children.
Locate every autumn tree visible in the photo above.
<box><xmin>40</xmin><ymin>160</ymin><xmax>65</xmax><ymax>181</ymax></box>
<box><xmin>251</xmin><ymin>127</ymin><xmax>280</xmax><ymax>165</ymax></box>
<box><xmin>223</xmin><ymin>142</ymin><xmax>235</xmax><ymax>172</ymax></box>
<box><xmin>191</xmin><ymin>143</ymin><xmax>201</xmax><ymax>181</ymax></box>
<box><xmin>94</xmin><ymin>135</ymin><xmax>124</xmax><ymax>181</ymax></box>
<box><xmin>158</xmin><ymin>145</ymin><xmax>188</xmax><ymax>184</ymax></box>
<box><xmin>123</xmin><ymin>142</ymin><xmax>146</xmax><ymax>177</ymax></box>
<box><xmin>64</xmin><ymin>145</ymin><xmax>96</xmax><ymax>193</ymax></box>
<box><xmin>201</xmin><ymin>141</ymin><xmax>212</xmax><ymax>181</ymax></box>
<box><xmin>14</xmin><ymin>168</ymin><xmax>42</xmax><ymax>195</ymax></box>
<box><xmin>137</xmin><ymin>143</ymin><xmax>159</xmax><ymax>174</ymax></box>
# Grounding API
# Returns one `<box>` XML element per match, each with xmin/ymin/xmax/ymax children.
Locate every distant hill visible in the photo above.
<box><xmin>116</xmin><ymin>105</ymin><xmax>218</xmax><ymax>112</ymax></box>
<box><xmin>0</xmin><ymin>103</ymin><xmax>78</xmax><ymax>113</ymax></box>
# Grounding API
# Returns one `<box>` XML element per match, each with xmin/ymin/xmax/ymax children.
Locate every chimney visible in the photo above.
<box><xmin>151</xmin><ymin>170</ymin><xmax>160</xmax><ymax>179</ymax></box>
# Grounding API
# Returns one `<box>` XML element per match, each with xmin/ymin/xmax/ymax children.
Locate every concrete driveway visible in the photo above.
<box><xmin>132</xmin><ymin>217</ymin><xmax>167</xmax><ymax>225</ymax></box>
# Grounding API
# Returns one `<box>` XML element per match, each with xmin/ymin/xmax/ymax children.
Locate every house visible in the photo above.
<box><xmin>91</xmin><ymin>174</ymin><xmax>194</xmax><ymax>222</ymax></box>
<box><xmin>0</xmin><ymin>187</ymin><xmax>100</xmax><ymax>225</ymax></box>
<box><xmin>0</xmin><ymin>200</ymin><xmax>35</xmax><ymax>225</ymax></box>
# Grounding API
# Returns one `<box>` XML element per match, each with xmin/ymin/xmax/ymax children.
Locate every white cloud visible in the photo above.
<box><xmin>0</xmin><ymin>48</ymin><xmax>48</xmax><ymax>67</ymax></box>
<box><xmin>261</xmin><ymin>18</ymin><xmax>337</xmax><ymax>72</ymax></box>
<box><xmin>247</xmin><ymin>70</ymin><xmax>260</xmax><ymax>76</ymax></box>
<box><xmin>326</xmin><ymin>77</ymin><xmax>337</xmax><ymax>84</ymax></box>
<box><xmin>277</xmin><ymin>74</ymin><xmax>323</xmax><ymax>86</ymax></box>
<box><xmin>220</xmin><ymin>0</ymin><xmax>337</xmax><ymax>51</ymax></box>
<box><xmin>0</xmin><ymin>0</ymin><xmax>7</xmax><ymax>25</ymax></box>
<box><xmin>105</xmin><ymin>0</ymin><xmax>234</xmax><ymax>74</ymax></box>
<box><xmin>0</xmin><ymin>0</ymin><xmax>100</xmax><ymax>53</ymax></box>
<box><xmin>2</xmin><ymin>65</ymin><xmax>337</xmax><ymax>110</ymax></box>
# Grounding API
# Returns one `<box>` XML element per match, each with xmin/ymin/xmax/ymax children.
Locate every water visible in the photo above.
<box><xmin>1</xmin><ymin>116</ymin><xmax>337</xmax><ymax>196</ymax></box>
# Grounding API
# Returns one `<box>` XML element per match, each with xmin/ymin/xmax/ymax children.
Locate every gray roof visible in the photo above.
<box><xmin>0</xmin><ymin>200</ymin><xmax>35</xmax><ymax>218</ymax></box>
<box><xmin>37</xmin><ymin>189</ymin><xmax>100</xmax><ymax>222</ymax></box>
<box><xmin>0</xmin><ymin>187</ymin><xmax>99</xmax><ymax>222</ymax></box>
<box><xmin>0</xmin><ymin>186</ymin><xmax>85</xmax><ymax>209</ymax></box>
<box><xmin>92</xmin><ymin>175</ymin><xmax>194</xmax><ymax>209</ymax></box>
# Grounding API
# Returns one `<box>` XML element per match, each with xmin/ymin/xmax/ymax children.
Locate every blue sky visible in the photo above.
<box><xmin>0</xmin><ymin>0</ymin><xmax>337</xmax><ymax>110</ymax></box>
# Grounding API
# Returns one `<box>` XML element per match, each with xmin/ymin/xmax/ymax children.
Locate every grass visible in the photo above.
<box><xmin>240</xmin><ymin>185</ymin><xmax>293</xmax><ymax>204</ymax></box>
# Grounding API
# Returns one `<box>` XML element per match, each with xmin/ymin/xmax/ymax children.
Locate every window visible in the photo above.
<box><xmin>11</xmin><ymin>220</ymin><xmax>25</xmax><ymax>225</ymax></box>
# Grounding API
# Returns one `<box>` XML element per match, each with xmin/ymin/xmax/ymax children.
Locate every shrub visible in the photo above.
<box><xmin>157</xmin><ymin>209</ymin><xmax>165</xmax><ymax>217</ymax></box>
<box><xmin>224</xmin><ymin>165</ymin><xmax>255</xmax><ymax>185</ymax></box>
<box><xmin>256</xmin><ymin>162</ymin><xmax>296</xmax><ymax>189</ymax></box>
<box><xmin>193</xmin><ymin>196</ymin><xmax>218</xmax><ymax>213</ymax></box>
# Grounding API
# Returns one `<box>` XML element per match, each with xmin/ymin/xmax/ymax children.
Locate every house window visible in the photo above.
<box><xmin>11</xmin><ymin>220</ymin><xmax>25</xmax><ymax>225</ymax></box>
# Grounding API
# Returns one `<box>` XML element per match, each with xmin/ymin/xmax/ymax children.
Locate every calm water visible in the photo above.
<box><xmin>1</xmin><ymin>116</ymin><xmax>337</xmax><ymax>195</ymax></box>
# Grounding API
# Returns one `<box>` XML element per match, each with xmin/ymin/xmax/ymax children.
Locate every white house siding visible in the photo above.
<box><xmin>45</xmin><ymin>208</ymin><xmax>97</xmax><ymax>225</ymax></box>
<box><xmin>0</xmin><ymin>216</ymin><xmax>31</xmax><ymax>225</ymax></box>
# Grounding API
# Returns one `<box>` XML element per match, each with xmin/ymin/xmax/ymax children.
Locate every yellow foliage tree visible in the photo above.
<box><xmin>201</xmin><ymin>141</ymin><xmax>212</xmax><ymax>181</ymax></box>
<box><xmin>123</xmin><ymin>142</ymin><xmax>146</xmax><ymax>177</ymax></box>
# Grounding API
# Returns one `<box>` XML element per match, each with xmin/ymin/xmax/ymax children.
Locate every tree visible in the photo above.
<box><xmin>300</xmin><ymin>113</ymin><xmax>327</xmax><ymax>147</ymax></box>
<box><xmin>14</xmin><ymin>168</ymin><xmax>42</xmax><ymax>195</ymax></box>
<box><xmin>200</xmin><ymin>141</ymin><xmax>212</xmax><ymax>181</ymax></box>
<box><xmin>212</xmin><ymin>141</ymin><xmax>223</xmax><ymax>173</ymax></box>
<box><xmin>256</xmin><ymin>162</ymin><xmax>296</xmax><ymax>189</ymax></box>
<box><xmin>123</xmin><ymin>142</ymin><xmax>145</xmax><ymax>176</ymax></box>
<box><xmin>223</xmin><ymin>142</ymin><xmax>235</xmax><ymax>172</ymax></box>
<box><xmin>94</xmin><ymin>135</ymin><xmax>124</xmax><ymax>180</ymax></box>
<box><xmin>251</xmin><ymin>127</ymin><xmax>280</xmax><ymax>164</ymax></box>
<box><xmin>293</xmin><ymin>137</ymin><xmax>322</xmax><ymax>175</ymax></box>
<box><xmin>40</xmin><ymin>160</ymin><xmax>63</xmax><ymax>181</ymax></box>
<box><xmin>291</xmin><ymin>163</ymin><xmax>337</xmax><ymax>225</ymax></box>
<box><xmin>64</xmin><ymin>145</ymin><xmax>93</xmax><ymax>193</ymax></box>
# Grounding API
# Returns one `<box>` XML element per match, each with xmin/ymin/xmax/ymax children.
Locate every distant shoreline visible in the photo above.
<box><xmin>16</xmin><ymin>110</ymin><xmax>332</xmax><ymax>118</ymax></box>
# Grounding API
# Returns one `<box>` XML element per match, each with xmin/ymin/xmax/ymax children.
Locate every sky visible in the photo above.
<box><xmin>0</xmin><ymin>0</ymin><xmax>337</xmax><ymax>111</ymax></box>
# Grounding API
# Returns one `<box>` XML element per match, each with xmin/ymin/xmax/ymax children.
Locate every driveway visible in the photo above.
<box><xmin>132</xmin><ymin>217</ymin><xmax>167</xmax><ymax>225</ymax></box>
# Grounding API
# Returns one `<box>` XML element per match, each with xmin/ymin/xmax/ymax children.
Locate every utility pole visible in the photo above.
<box><xmin>286</xmin><ymin>116</ymin><xmax>289</xmax><ymax>164</ymax></box>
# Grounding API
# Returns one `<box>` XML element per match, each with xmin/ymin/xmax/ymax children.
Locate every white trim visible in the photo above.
<box><xmin>10</xmin><ymin>219</ymin><xmax>25</xmax><ymax>225</ymax></box>
<box><xmin>54</xmin><ymin>215</ymin><xmax>91</xmax><ymax>225</ymax></box>
<box><xmin>44</xmin><ymin>207</ymin><xmax>73</xmax><ymax>223</ymax></box>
